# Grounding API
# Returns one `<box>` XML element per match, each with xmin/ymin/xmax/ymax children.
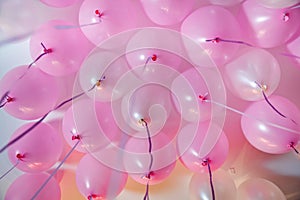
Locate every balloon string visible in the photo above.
<box><xmin>0</xmin><ymin>159</ymin><xmax>19</xmax><ymax>181</ymax></box>
<box><xmin>202</xmin><ymin>159</ymin><xmax>215</xmax><ymax>200</ymax></box>
<box><xmin>0</xmin><ymin>78</ymin><xmax>104</xmax><ymax>154</ymax></box>
<box><xmin>0</xmin><ymin>92</ymin><xmax>14</xmax><ymax>108</ymax></box>
<box><xmin>289</xmin><ymin>142</ymin><xmax>299</xmax><ymax>154</ymax></box>
<box><xmin>31</xmin><ymin>139</ymin><xmax>80</xmax><ymax>200</ymax></box>
<box><xmin>203</xmin><ymin>99</ymin><xmax>300</xmax><ymax>135</ymax></box>
<box><xmin>205</xmin><ymin>37</ymin><xmax>253</xmax><ymax>47</ymax></box>
<box><xmin>255</xmin><ymin>81</ymin><xmax>297</xmax><ymax>124</ymax></box>
<box><xmin>143</xmin><ymin>54</ymin><xmax>157</xmax><ymax>70</ymax></box>
<box><xmin>140</xmin><ymin>119</ymin><xmax>153</xmax><ymax>200</ymax></box>
<box><xmin>54</xmin><ymin>22</ymin><xmax>101</xmax><ymax>30</ymax></box>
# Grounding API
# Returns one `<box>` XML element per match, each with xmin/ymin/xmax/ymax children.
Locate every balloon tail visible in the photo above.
<box><xmin>0</xmin><ymin>79</ymin><xmax>102</xmax><ymax>154</ymax></box>
<box><xmin>31</xmin><ymin>138</ymin><xmax>80</xmax><ymax>200</ymax></box>
<box><xmin>27</xmin><ymin>43</ymin><xmax>52</xmax><ymax>70</ymax></box>
<box><xmin>0</xmin><ymin>93</ymin><xmax>14</xmax><ymax>108</ymax></box>
<box><xmin>202</xmin><ymin>159</ymin><xmax>215</xmax><ymax>200</ymax></box>
<box><xmin>205</xmin><ymin>37</ymin><xmax>253</xmax><ymax>47</ymax></box>
<box><xmin>143</xmin><ymin>54</ymin><xmax>157</xmax><ymax>70</ymax></box>
<box><xmin>140</xmin><ymin>119</ymin><xmax>153</xmax><ymax>200</ymax></box>
<box><xmin>289</xmin><ymin>142</ymin><xmax>299</xmax><ymax>154</ymax></box>
<box><xmin>0</xmin><ymin>159</ymin><xmax>20</xmax><ymax>181</ymax></box>
<box><xmin>201</xmin><ymin>98</ymin><xmax>300</xmax><ymax>135</ymax></box>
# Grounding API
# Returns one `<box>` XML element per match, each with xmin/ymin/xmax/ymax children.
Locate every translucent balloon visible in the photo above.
<box><xmin>171</xmin><ymin>67</ymin><xmax>211</xmax><ymax>122</ymax></box>
<box><xmin>224</xmin><ymin>48</ymin><xmax>281</xmax><ymax>101</ymax></box>
<box><xmin>40</xmin><ymin>0</ymin><xmax>78</xmax><ymax>8</ymax></box>
<box><xmin>140</xmin><ymin>0</ymin><xmax>195</xmax><ymax>26</ymax></box>
<box><xmin>239</xmin><ymin>0</ymin><xmax>300</xmax><ymax>48</ymax></box>
<box><xmin>76</xmin><ymin>154</ymin><xmax>128</xmax><ymax>199</ymax></box>
<box><xmin>30</xmin><ymin>20</ymin><xmax>93</xmax><ymax>76</ymax></box>
<box><xmin>0</xmin><ymin>65</ymin><xmax>59</xmax><ymax>120</ymax></box>
<box><xmin>177</xmin><ymin>122</ymin><xmax>229</xmax><ymax>173</ymax></box>
<box><xmin>237</xmin><ymin>178</ymin><xmax>286</xmax><ymax>200</ymax></box>
<box><xmin>208</xmin><ymin>0</ymin><xmax>244</xmax><ymax>7</ymax></box>
<box><xmin>79</xmin><ymin>0</ymin><xmax>138</xmax><ymax>45</ymax></box>
<box><xmin>241</xmin><ymin>95</ymin><xmax>300</xmax><ymax>154</ymax></box>
<box><xmin>189</xmin><ymin>169</ymin><xmax>237</xmax><ymax>200</ymax></box>
<box><xmin>7</xmin><ymin>122</ymin><xmax>63</xmax><ymax>173</ymax></box>
<box><xmin>5</xmin><ymin>173</ymin><xmax>61</xmax><ymax>200</ymax></box>
<box><xmin>79</xmin><ymin>50</ymin><xmax>131</xmax><ymax>102</ymax></box>
<box><xmin>255</xmin><ymin>0</ymin><xmax>300</xmax><ymax>8</ymax></box>
<box><xmin>181</xmin><ymin>5</ymin><xmax>241</xmax><ymax>66</ymax></box>
<box><xmin>123</xmin><ymin>133</ymin><xmax>176</xmax><ymax>185</ymax></box>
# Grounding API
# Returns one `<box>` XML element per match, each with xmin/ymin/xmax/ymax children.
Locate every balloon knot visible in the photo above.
<box><xmin>6</xmin><ymin>95</ymin><xmax>15</xmax><ymax>103</ymax></box>
<box><xmin>87</xmin><ymin>194</ymin><xmax>98</xmax><ymax>200</ymax></box>
<box><xmin>72</xmin><ymin>135</ymin><xmax>81</xmax><ymax>141</ymax></box>
<box><xmin>16</xmin><ymin>153</ymin><xmax>25</xmax><ymax>161</ymax></box>
<box><xmin>151</xmin><ymin>54</ymin><xmax>157</xmax><ymax>61</ymax></box>
<box><xmin>283</xmin><ymin>12</ymin><xmax>290</xmax><ymax>22</ymax></box>
<box><xmin>143</xmin><ymin>171</ymin><xmax>154</xmax><ymax>180</ymax></box>
<box><xmin>95</xmin><ymin>9</ymin><xmax>104</xmax><ymax>18</ymax></box>
<box><xmin>201</xmin><ymin>158</ymin><xmax>211</xmax><ymax>166</ymax></box>
<box><xmin>199</xmin><ymin>93</ymin><xmax>208</xmax><ymax>102</ymax></box>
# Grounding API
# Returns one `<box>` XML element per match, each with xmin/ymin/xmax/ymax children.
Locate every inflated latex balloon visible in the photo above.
<box><xmin>76</xmin><ymin>154</ymin><xmax>128</xmax><ymax>200</ymax></box>
<box><xmin>287</xmin><ymin>35</ymin><xmax>300</xmax><ymax>64</ymax></box>
<box><xmin>239</xmin><ymin>0</ymin><xmax>300</xmax><ymax>48</ymax></box>
<box><xmin>7</xmin><ymin>122</ymin><xmax>63</xmax><ymax>173</ymax></box>
<box><xmin>30</xmin><ymin>20</ymin><xmax>93</xmax><ymax>76</ymax></box>
<box><xmin>208</xmin><ymin>0</ymin><xmax>244</xmax><ymax>7</ymax></box>
<box><xmin>224</xmin><ymin>48</ymin><xmax>281</xmax><ymax>101</ymax></box>
<box><xmin>171</xmin><ymin>67</ymin><xmax>211</xmax><ymax>122</ymax></box>
<box><xmin>79</xmin><ymin>0</ymin><xmax>138</xmax><ymax>45</ymax></box>
<box><xmin>123</xmin><ymin>133</ymin><xmax>176</xmax><ymax>185</ymax></box>
<box><xmin>189</xmin><ymin>169</ymin><xmax>237</xmax><ymax>200</ymax></box>
<box><xmin>0</xmin><ymin>65</ymin><xmax>59</xmax><ymax>120</ymax></box>
<box><xmin>5</xmin><ymin>173</ymin><xmax>61</xmax><ymax>200</ymax></box>
<box><xmin>177</xmin><ymin>122</ymin><xmax>229</xmax><ymax>173</ymax></box>
<box><xmin>140</xmin><ymin>0</ymin><xmax>195</xmax><ymax>26</ymax></box>
<box><xmin>237</xmin><ymin>178</ymin><xmax>286</xmax><ymax>200</ymax></box>
<box><xmin>70</xmin><ymin>98</ymin><xmax>115</xmax><ymax>153</ymax></box>
<box><xmin>181</xmin><ymin>5</ymin><xmax>241</xmax><ymax>66</ymax></box>
<box><xmin>79</xmin><ymin>50</ymin><xmax>131</xmax><ymax>102</ymax></box>
<box><xmin>255</xmin><ymin>0</ymin><xmax>300</xmax><ymax>8</ymax></box>
<box><xmin>241</xmin><ymin>95</ymin><xmax>300</xmax><ymax>154</ymax></box>
<box><xmin>40</xmin><ymin>0</ymin><xmax>78</xmax><ymax>8</ymax></box>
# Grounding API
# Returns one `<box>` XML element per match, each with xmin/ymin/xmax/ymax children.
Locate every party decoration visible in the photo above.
<box><xmin>241</xmin><ymin>95</ymin><xmax>300</xmax><ymax>154</ymax></box>
<box><xmin>189</xmin><ymin>169</ymin><xmax>237</xmax><ymax>200</ymax></box>
<box><xmin>239</xmin><ymin>0</ymin><xmax>300</xmax><ymax>48</ymax></box>
<box><xmin>7</xmin><ymin>122</ymin><xmax>63</xmax><ymax>173</ymax></box>
<box><xmin>5</xmin><ymin>173</ymin><xmax>61</xmax><ymax>200</ymax></box>
<box><xmin>237</xmin><ymin>178</ymin><xmax>286</xmax><ymax>200</ymax></box>
<box><xmin>30</xmin><ymin>19</ymin><xmax>93</xmax><ymax>76</ymax></box>
<box><xmin>0</xmin><ymin>65</ymin><xmax>59</xmax><ymax>120</ymax></box>
<box><xmin>224</xmin><ymin>48</ymin><xmax>281</xmax><ymax>101</ymax></box>
<box><xmin>76</xmin><ymin>154</ymin><xmax>128</xmax><ymax>200</ymax></box>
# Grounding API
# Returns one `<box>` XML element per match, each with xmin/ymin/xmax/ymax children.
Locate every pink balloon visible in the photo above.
<box><xmin>237</xmin><ymin>178</ymin><xmax>286</xmax><ymax>200</ymax></box>
<box><xmin>5</xmin><ymin>173</ymin><xmax>61</xmax><ymax>200</ymax></box>
<box><xmin>7</xmin><ymin>122</ymin><xmax>63</xmax><ymax>173</ymax></box>
<box><xmin>208</xmin><ymin>0</ymin><xmax>244</xmax><ymax>7</ymax></box>
<box><xmin>239</xmin><ymin>0</ymin><xmax>300</xmax><ymax>48</ymax></box>
<box><xmin>224</xmin><ymin>48</ymin><xmax>281</xmax><ymax>101</ymax></box>
<box><xmin>140</xmin><ymin>0</ymin><xmax>195</xmax><ymax>26</ymax></box>
<box><xmin>30</xmin><ymin>20</ymin><xmax>93</xmax><ymax>76</ymax></box>
<box><xmin>123</xmin><ymin>133</ymin><xmax>176</xmax><ymax>185</ymax></box>
<box><xmin>40</xmin><ymin>0</ymin><xmax>78</xmax><ymax>8</ymax></box>
<box><xmin>177</xmin><ymin>122</ymin><xmax>229</xmax><ymax>173</ymax></box>
<box><xmin>181</xmin><ymin>5</ymin><xmax>241</xmax><ymax>66</ymax></box>
<box><xmin>76</xmin><ymin>154</ymin><xmax>128</xmax><ymax>199</ymax></box>
<box><xmin>241</xmin><ymin>95</ymin><xmax>300</xmax><ymax>154</ymax></box>
<box><xmin>287</xmin><ymin>35</ymin><xmax>300</xmax><ymax>64</ymax></box>
<box><xmin>255</xmin><ymin>0</ymin><xmax>300</xmax><ymax>8</ymax></box>
<box><xmin>171</xmin><ymin>67</ymin><xmax>212</xmax><ymax>122</ymax></box>
<box><xmin>0</xmin><ymin>65</ymin><xmax>59</xmax><ymax>120</ymax></box>
<box><xmin>189</xmin><ymin>169</ymin><xmax>237</xmax><ymax>200</ymax></box>
<box><xmin>79</xmin><ymin>0</ymin><xmax>138</xmax><ymax>45</ymax></box>
<box><xmin>69</xmin><ymin>98</ymin><xmax>115</xmax><ymax>153</ymax></box>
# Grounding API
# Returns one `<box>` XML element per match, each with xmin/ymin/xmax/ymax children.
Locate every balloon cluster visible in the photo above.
<box><xmin>0</xmin><ymin>0</ymin><xmax>300</xmax><ymax>199</ymax></box>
